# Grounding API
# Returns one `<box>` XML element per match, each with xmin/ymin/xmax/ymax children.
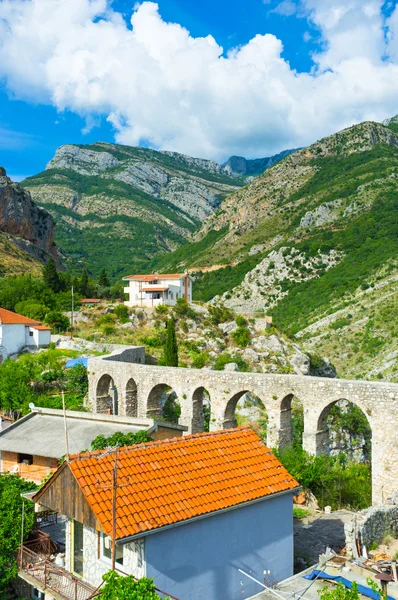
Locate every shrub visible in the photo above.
<box><xmin>114</xmin><ymin>304</ymin><xmax>129</xmax><ymax>323</ymax></box>
<box><xmin>155</xmin><ymin>304</ymin><xmax>168</xmax><ymax>314</ymax></box>
<box><xmin>232</xmin><ymin>326</ymin><xmax>251</xmax><ymax>347</ymax></box>
<box><xmin>235</xmin><ymin>315</ymin><xmax>248</xmax><ymax>327</ymax></box>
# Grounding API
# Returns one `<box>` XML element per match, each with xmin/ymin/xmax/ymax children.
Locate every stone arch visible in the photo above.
<box><xmin>279</xmin><ymin>393</ymin><xmax>304</xmax><ymax>449</ymax></box>
<box><xmin>96</xmin><ymin>374</ymin><xmax>118</xmax><ymax>415</ymax></box>
<box><xmin>315</xmin><ymin>398</ymin><xmax>372</xmax><ymax>460</ymax></box>
<box><xmin>192</xmin><ymin>387</ymin><xmax>211</xmax><ymax>433</ymax></box>
<box><xmin>223</xmin><ymin>390</ymin><xmax>268</xmax><ymax>437</ymax></box>
<box><xmin>147</xmin><ymin>383</ymin><xmax>180</xmax><ymax>423</ymax></box>
<box><xmin>125</xmin><ymin>378</ymin><xmax>138</xmax><ymax>417</ymax></box>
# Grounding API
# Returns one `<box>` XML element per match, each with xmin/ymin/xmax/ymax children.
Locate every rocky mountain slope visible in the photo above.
<box><xmin>0</xmin><ymin>167</ymin><xmax>59</xmax><ymax>274</ymax></box>
<box><xmin>222</xmin><ymin>149</ymin><xmax>297</xmax><ymax>177</ymax></box>
<box><xmin>22</xmin><ymin>143</ymin><xmax>293</xmax><ymax>278</ymax></box>
<box><xmin>156</xmin><ymin>120</ymin><xmax>398</xmax><ymax>382</ymax></box>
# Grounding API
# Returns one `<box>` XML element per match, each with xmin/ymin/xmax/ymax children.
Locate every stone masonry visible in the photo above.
<box><xmin>87</xmin><ymin>347</ymin><xmax>398</xmax><ymax>505</ymax></box>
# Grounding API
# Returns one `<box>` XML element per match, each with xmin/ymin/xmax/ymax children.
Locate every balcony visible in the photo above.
<box><xmin>18</xmin><ymin>546</ymin><xmax>98</xmax><ymax>600</ymax></box>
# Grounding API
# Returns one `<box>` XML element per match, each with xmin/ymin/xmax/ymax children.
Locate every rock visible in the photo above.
<box><xmin>242</xmin><ymin>348</ymin><xmax>259</xmax><ymax>363</ymax></box>
<box><xmin>0</xmin><ymin>169</ymin><xmax>60</xmax><ymax>266</ymax></box>
<box><xmin>120</xmin><ymin>322</ymin><xmax>135</xmax><ymax>329</ymax></box>
<box><xmin>224</xmin><ymin>362</ymin><xmax>239</xmax><ymax>372</ymax></box>
<box><xmin>219</xmin><ymin>320</ymin><xmax>238</xmax><ymax>334</ymax></box>
<box><xmin>310</xmin><ymin>357</ymin><xmax>337</xmax><ymax>378</ymax></box>
<box><xmin>290</xmin><ymin>350</ymin><xmax>311</xmax><ymax>375</ymax></box>
<box><xmin>299</xmin><ymin>199</ymin><xmax>343</xmax><ymax>229</ymax></box>
<box><xmin>252</xmin><ymin>334</ymin><xmax>284</xmax><ymax>353</ymax></box>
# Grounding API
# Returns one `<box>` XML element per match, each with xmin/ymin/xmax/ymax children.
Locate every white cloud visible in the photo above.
<box><xmin>0</xmin><ymin>0</ymin><xmax>397</xmax><ymax>161</ymax></box>
<box><xmin>272</xmin><ymin>1</ymin><xmax>298</xmax><ymax>17</ymax></box>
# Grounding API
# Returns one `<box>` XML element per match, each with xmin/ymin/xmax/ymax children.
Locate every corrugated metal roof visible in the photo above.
<box><xmin>0</xmin><ymin>409</ymin><xmax>158</xmax><ymax>458</ymax></box>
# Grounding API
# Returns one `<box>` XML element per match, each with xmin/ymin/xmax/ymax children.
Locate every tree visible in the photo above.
<box><xmin>98</xmin><ymin>268</ymin><xmax>110</xmax><ymax>288</ymax></box>
<box><xmin>163</xmin><ymin>318</ymin><xmax>178</xmax><ymax>367</ymax></box>
<box><xmin>43</xmin><ymin>310</ymin><xmax>70</xmax><ymax>332</ymax></box>
<box><xmin>318</xmin><ymin>580</ymin><xmax>385</xmax><ymax>600</ymax></box>
<box><xmin>79</xmin><ymin>268</ymin><xmax>90</xmax><ymax>297</ymax></box>
<box><xmin>42</xmin><ymin>258</ymin><xmax>61</xmax><ymax>293</ymax></box>
<box><xmin>99</xmin><ymin>571</ymin><xmax>163</xmax><ymax>600</ymax></box>
<box><xmin>0</xmin><ymin>474</ymin><xmax>36</xmax><ymax>595</ymax></box>
<box><xmin>90</xmin><ymin>430</ymin><xmax>152</xmax><ymax>451</ymax></box>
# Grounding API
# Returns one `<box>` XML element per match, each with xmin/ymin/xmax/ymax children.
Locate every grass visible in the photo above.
<box><xmin>293</xmin><ymin>507</ymin><xmax>310</xmax><ymax>519</ymax></box>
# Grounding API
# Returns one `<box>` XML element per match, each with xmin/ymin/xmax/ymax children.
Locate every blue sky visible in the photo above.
<box><xmin>0</xmin><ymin>0</ymin><xmax>397</xmax><ymax>179</ymax></box>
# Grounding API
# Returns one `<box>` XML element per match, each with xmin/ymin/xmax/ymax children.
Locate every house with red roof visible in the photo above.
<box><xmin>123</xmin><ymin>272</ymin><xmax>192</xmax><ymax>307</ymax></box>
<box><xmin>20</xmin><ymin>426</ymin><xmax>299</xmax><ymax>600</ymax></box>
<box><xmin>0</xmin><ymin>307</ymin><xmax>51</xmax><ymax>361</ymax></box>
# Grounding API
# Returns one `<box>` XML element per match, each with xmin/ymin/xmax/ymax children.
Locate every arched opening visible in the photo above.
<box><xmin>96</xmin><ymin>374</ymin><xmax>118</xmax><ymax>415</ymax></box>
<box><xmin>224</xmin><ymin>391</ymin><xmax>268</xmax><ymax>441</ymax></box>
<box><xmin>280</xmin><ymin>394</ymin><xmax>304</xmax><ymax>449</ymax></box>
<box><xmin>317</xmin><ymin>399</ymin><xmax>372</xmax><ymax>462</ymax></box>
<box><xmin>125</xmin><ymin>378</ymin><xmax>138</xmax><ymax>417</ymax></box>
<box><xmin>147</xmin><ymin>384</ymin><xmax>180</xmax><ymax>423</ymax></box>
<box><xmin>192</xmin><ymin>387</ymin><xmax>211</xmax><ymax>433</ymax></box>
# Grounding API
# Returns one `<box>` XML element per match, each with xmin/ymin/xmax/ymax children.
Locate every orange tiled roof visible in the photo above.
<box><xmin>67</xmin><ymin>426</ymin><xmax>299</xmax><ymax>540</ymax></box>
<box><xmin>0</xmin><ymin>308</ymin><xmax>40</xmax><ymax>325</ymax></box>
<box><xmin>30</xmin><ymin>325</ymin><xmax>51</xmax><ymax>331</ymax></box>
<box><xmin>80</xmin><ymin>298</ymin><xmax>101</xmax><ymax>303</ymax></box>
<box><xmin>123</xmin><ymin>273</ymin><xmax>184</xmax><ymax>281</ymax></box>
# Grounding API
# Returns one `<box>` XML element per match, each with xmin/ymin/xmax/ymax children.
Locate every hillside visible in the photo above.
<box><xmin>0</xmin><ymin>168</ymin><xmax>59</xmax><ymax>275</ymax></box>
<box><xmin>22</xmin><ymin>143</ymin><xmax>295</xmax><ymax>279</ymax></box>
<box><xmin>155</xmin><ymin>121</ymin><xmax>398</xmax><ymax>381</ymax></box>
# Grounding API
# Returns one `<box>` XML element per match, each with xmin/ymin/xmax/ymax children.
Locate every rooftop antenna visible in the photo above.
<box><xmin>62</xmin><ymin>391</ymin><xmax>70</xmax><ymax>462</ymax></box>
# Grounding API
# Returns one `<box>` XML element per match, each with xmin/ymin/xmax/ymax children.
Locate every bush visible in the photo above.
<box><xmin>235</xmin><ymin>315</ymin><xmax>248</xmax><ymax>327</ymax></box>
<box><xmin>232</xmin><ymin>326</ymin><xmax>251</xmax><ymax>347</ymax></box>
<box><xmin>90</xmin><ymin>430</ymin><xmax>152</xmax><ymax>451</ymax></box>
<box><xmin>155</xmin><ymin>304</ymin><xmax>168</xmax><ymax>314</ymax></box>
<box><xmin>44</xmin><ymin>310</ymin><xmax>70</xmax><ymax>332</ymax></box>
<box><xmin>173</xmin><ymin>298</ymin><xmax>196</xmax><ymax>319</ymax></box>
<box><xmin>214</xmin><ymin>353</ymin><xmax>249</xmax><ymax>372</ymax></box>
<box><xmin>114</xmin><ymin>304</ymin><xmax>129</xmax><ymax>323</ymax></box>
<box><xmin>98</xmin><ymin>570</ymin><xmax>162</xmax><ymax>599</ymax></box>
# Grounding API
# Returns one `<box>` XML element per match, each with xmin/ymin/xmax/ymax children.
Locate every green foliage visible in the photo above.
<box><xmin>98</xmin><ymin>570</ymin><xmax>163</xmax><ymax>600</ymax></box>
<box><xmin>207</xmin><ymin>304</ymin><xmax>234</xmax><ymax>325</ymax></box>
<box><xmin>42</xmin><ymin>257</ymin><xmax>61</xmax><ymax>293</ymax></box>
<box><xmin>318</xmin><ymin>582</ymin><xmax>361</xmax><ymax>600</ymax></box>
<box><xmin>293</xmin><ymin>507</ymin><xmax>309</xmax><ymax>519</ymax></box>
<box><xmin>90</xmin><ymin>430</ymin><xmax>152</xmax><ymax>451</ymax></box>
<box><xmin>213</xmin><ymin>353</ymin><xmax>249</xmax><ymax>372</ymax></box>
<box><xmin>173</xmin><ymin>298</ymin><xmax>196</xmax><ymax>320</ymax></box>
<box><xmin>235</xmin><ymin>315</ymin><xmax>248</xmax><ymax>326</ymax></box>
<box><xmin>162</xmin><ymin>319</ymin><xmax>179</xmax><ymax>367</ymax></box>
<box><xmin>154</xmin><ymin>304</ymin><xmax>168</xmax><ymax>314</ymax></box>
<box><xmin>44</xmin><ymin>310</ymin><xmax>70</xmax><ymax>332</ymax></box>
<box><xmin>98</xmin><ymin>268</ymin><xmax>110</xmax><ymax>287</ymax></box>
<box><xmin>0</xmin><ymin>350</ymin><xmax>88</xmax><ymax>414</ymax></box>
<box><xmin>192</xmin><ymin>255</ymin><xmax>261</xmax><ymax>302</ymax></box>
<box><xmin>0</xmin><ymin>474</ymin><xmax>36</xmax><ymax>595</ymax></box>
<box><xmin>232</xmin><ymin>326</ymin><xmax>251</xmax><ymax>347</ymax></box>
<box><xmin>275</xmin><ymin>445</ymin><xmax>371</xmax><ymax>510</ymax></box>
<box><xmin>114</xmin><ymin>304</ymin><xmax>129</xmax><ymax>323</ymax></box>
<box><xmin>162</xmin><ymin>394</ymin><xmax>181</xmax><ymax>423</ymax></box>
<box><xmin>14</xmin><ymin>300</ymin><xmax>50</xmax><ymax>320</ymax></box>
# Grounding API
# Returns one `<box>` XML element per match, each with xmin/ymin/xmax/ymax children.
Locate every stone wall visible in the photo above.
<box><xmin>87</xmin><ymin>347</ymin><xmax>398</xmax><ymax>505</ymax></box>
<box><xmin>345</xmin><ymin>505</ymin><xmax>398</xmax><ymax>556</ymax></box>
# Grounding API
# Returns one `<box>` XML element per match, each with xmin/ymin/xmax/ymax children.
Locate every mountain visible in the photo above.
<box><xmin>222</xmin><ymin>149</ymin><xmax>297</xmax><ymax>177</ymax></box>
<box><xmin>155</xmin><ymin>120</ymin><xmax>398</xmax><ymax>382</ymax></box>
<box><xmin>0</xmin><ymin>167</ymin><xmax>59</xmax><ymax>275</ymax></box>
<box><xmin>22</xmin><ymin>143</ymin><xmax>293</xmax><ymax>278</ymax></box>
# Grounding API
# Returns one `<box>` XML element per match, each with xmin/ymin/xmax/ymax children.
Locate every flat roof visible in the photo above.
<box><xmin>0</xmin><ymin>408</ymin><xmax>184</xmax><ymax>459</ymax></box>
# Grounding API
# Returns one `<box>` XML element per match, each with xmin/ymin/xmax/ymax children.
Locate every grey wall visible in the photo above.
<box><xmin>145</xmin><ymin>493</ymin><xmax>294</xmax><ymax>600</ymax></box>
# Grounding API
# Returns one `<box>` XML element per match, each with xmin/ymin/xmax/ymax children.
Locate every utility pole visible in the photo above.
<box><xmin>71</xmin><ymin>285</ymin><xmax>74</xmax><ymax>339</ymax></box>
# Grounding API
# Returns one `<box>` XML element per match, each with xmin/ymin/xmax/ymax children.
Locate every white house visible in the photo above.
<box><xmin>0</xmin><ymin>308</ymin><xmax>51</xmax><ymax>361</ymax></box>
<box><xmin>123</xmin><ymin>272</ymin><xmax>192</xmax><ymax>307</ymax></box>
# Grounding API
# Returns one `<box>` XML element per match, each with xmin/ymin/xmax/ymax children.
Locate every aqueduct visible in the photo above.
<box><xmin>88</xmin><ymin>347</ymin><xmax>398</xmax><ymax>505</ymax></box>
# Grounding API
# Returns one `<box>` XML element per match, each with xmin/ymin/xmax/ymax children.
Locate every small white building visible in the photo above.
<box><xmin>123</xmin><ymin>273</ymin><xmax>192</xmax><ymax>307</ymax></box>
<box><xmin>0</xmin><ymin>308</ymin><xmax>51</xmax><ymax>361</ymax></box>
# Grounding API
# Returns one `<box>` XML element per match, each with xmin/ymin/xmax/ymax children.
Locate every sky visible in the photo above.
<box><xmin>0</xmin><ymin>0</ymin><xmax>397</xmax><ymax>179</ymax></box>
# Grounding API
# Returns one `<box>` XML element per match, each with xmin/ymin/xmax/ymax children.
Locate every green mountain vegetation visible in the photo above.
<box><xmin>22</xmin><ymin>143</ymin><xmax>245</xmax><ymax>279</ymax></box>
<box><xmin>154</xmin><ymin>120</ymin><xmax>398</xmax><ymax>381</ymax></box>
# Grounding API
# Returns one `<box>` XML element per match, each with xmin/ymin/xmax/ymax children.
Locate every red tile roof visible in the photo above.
<box><xmin>0</xmin><ymin>308</ymin><xmax>40</xmax><ymax>325</ymax></box>
<box><xmin>123</xmin><ymin>273</ymin><xmax>184</xmax><ymax>281</ymax></box>
<box><xmin>80</xmin><ymin>298</ymin><xmax>101</xmax><ymax>303</ymax></box>
<box><xmin>30</xmin><ymin>325</ymin><xmax>52</xmax><ymax>331</ymax></box>
<box><xmin>67</xmin><ymin>426</ymin><xmax>299</xmax><ymax>540</ymax></box>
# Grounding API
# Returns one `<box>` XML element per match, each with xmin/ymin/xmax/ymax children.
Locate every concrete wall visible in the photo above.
<box><xmin>124</xmin><ymin>277</ymin><xmax>192</xmax><ymax>307</ymax></box>
<box><xmin>0</xmin><ymin>323</ymin><xmax>26</xmax><ymax>356</ymax></box>
<box><xmin>87</xmin><ymin>348</ymin><xmax>398</xmax><ymax>505</ymax></box>
<box><xmin>145</xmin><ymin>493</ymin><xmax>294</xmax><ymax>600</ymax></box>
<box><xmin>345</xmin><ymin>505</ymin><xmax>398</xmax><ymax>556</ymax></box>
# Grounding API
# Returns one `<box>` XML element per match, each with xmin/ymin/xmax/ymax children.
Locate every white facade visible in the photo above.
<box><xmin>0</xmin><ymin>323</ymin><xmax>51</xmax><ymax>361</ymax></box>
<box><xmin>65</xmin><ymin>519</ymin><xmax>146</xmax><ymax>587</ymax></box>
<box><xmin>123</xmin><ymin>274</ymin><xmax>192</xmax><ymax>308</ymax></box>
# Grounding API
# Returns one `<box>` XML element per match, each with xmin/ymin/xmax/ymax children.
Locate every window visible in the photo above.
<box><xmin>17</xmin><ymin>453</ymin><xmax>33</xmax><ymax>465</ymax></box>
<box><xmin>100</xmin><ymin>533</ymin><xmax>124</xmax><ymax>565</ymax></box>
<box><xmin>72</xmin><ymin>520</ymin><xmax>84</xmax><ymax>576</ymax></box>
<box><xmin>32</xmin><ymin>588</ymin><xmax>44</xmax><ymax>599</ymax></box>
<box><xmin>29</xmin><ymin>331</ymin><xmax>34</xmax><ymax>337</ymax></box>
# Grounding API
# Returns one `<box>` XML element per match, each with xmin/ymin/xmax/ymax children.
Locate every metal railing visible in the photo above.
<box><xmin>18</xmin><ymin>546</ymin><xmax>96</xmax><ymax>600</ymax></box>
